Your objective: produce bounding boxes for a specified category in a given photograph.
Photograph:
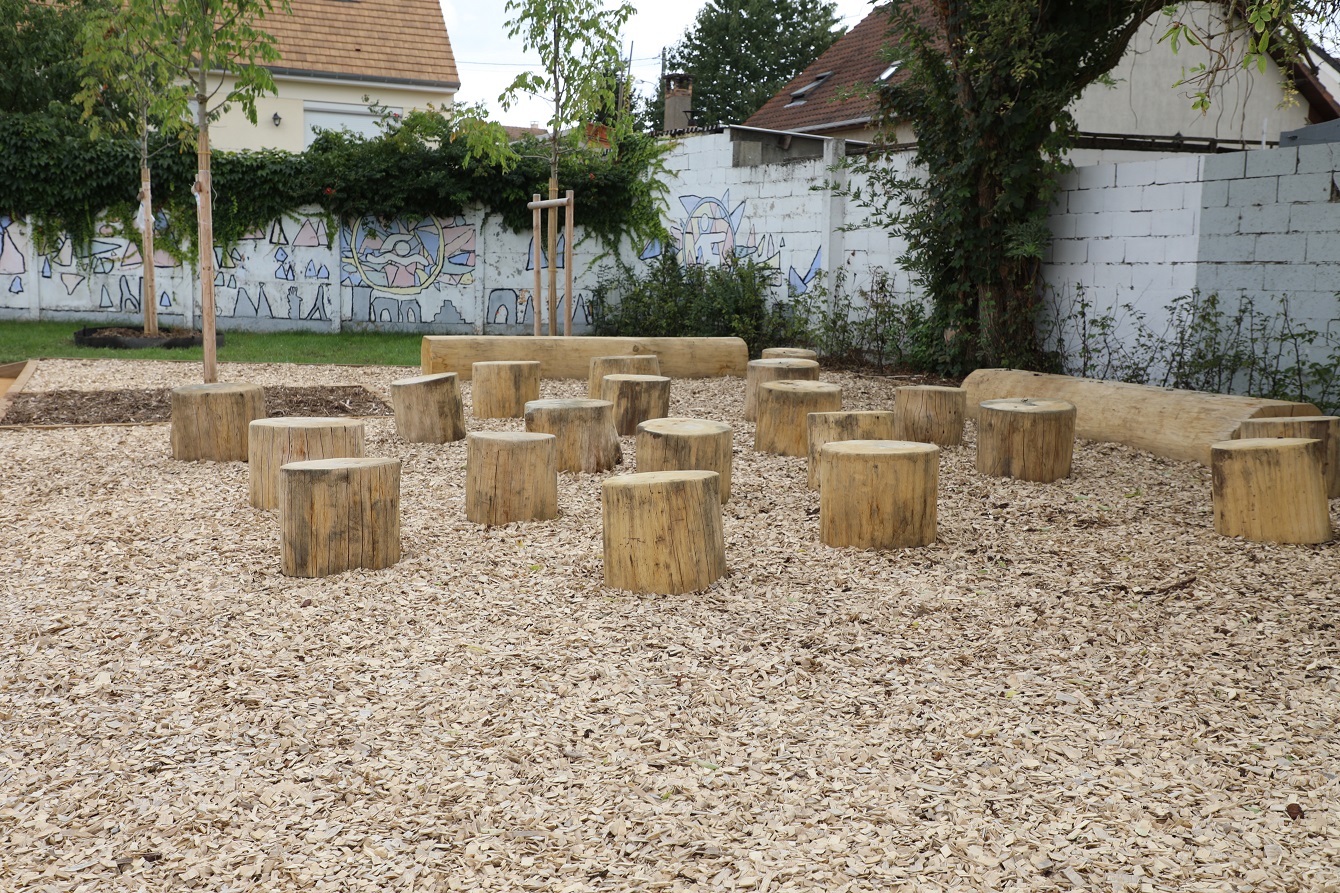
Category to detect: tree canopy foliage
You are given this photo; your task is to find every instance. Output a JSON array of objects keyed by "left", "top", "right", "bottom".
[
  {"left": 665, "top": 0, "right": 844, "bottom": 127},
  {"left": 0, "top": 0, "right": 129, "bottom": 121}
]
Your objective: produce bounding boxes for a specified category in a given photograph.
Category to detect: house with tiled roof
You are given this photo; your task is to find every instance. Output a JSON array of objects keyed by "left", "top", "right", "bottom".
[
  {"left": 746, "top": 3, "right": 1339, "bottom": 156},
  {"left": 211, "top": 0, "right": 459, "bottom": 152}
]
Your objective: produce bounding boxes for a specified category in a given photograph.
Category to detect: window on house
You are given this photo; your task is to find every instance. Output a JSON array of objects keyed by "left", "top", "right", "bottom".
[
  {"left": 878, "top": 63, "right": 899, "bottom": 81},
  {"left": 783, "top": 71, "right": 832, "bottom": 108}
]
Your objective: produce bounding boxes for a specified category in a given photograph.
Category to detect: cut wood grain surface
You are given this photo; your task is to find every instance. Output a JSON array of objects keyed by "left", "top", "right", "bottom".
[
  {"left": 249, "top": 416, "right": 366, "bottom": 510},
  {"left": 169, "top": 382, "right": 265, "bottom": 461}
]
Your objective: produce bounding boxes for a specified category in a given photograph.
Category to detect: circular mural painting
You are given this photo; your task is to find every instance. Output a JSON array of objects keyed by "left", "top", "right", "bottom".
[{"left": 349, "top": 217, "right": 445, "bottom": 295}]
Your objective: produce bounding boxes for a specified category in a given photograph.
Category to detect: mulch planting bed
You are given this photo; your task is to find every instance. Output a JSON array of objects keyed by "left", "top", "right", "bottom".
[
  {"left": 2, "top": 385, "right": 390, "bottom": 426},
  {"left": 0, "top": 358, "right": 1336, "bottom": 892}
]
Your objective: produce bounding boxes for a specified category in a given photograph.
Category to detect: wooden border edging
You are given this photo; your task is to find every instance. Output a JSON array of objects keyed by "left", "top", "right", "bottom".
[
  {"left": 962, "top": 368, "right": 1320, "bottom": 465},
  {"left": 0, "top": 360, "right": 39, "bottom": 424},
  {"left": 421, "top": 336, "right": 749, "bottom": 380}
]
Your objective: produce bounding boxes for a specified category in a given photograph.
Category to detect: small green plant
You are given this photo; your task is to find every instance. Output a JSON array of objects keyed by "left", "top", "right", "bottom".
[{"left": 788, "top": 267, "right": 938, "bottom": 372}]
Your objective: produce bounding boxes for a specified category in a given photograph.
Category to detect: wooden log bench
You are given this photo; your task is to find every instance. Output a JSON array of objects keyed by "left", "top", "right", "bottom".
[
  {"left": 171, "top": 382, "right": 266, "bottom": 462},
  {"left": 1211, "top": 438, "right": 1332, "bottom": 543},
  {"left": 807, "top": 410, "right": 896, "bottom": 489},
  {"left": 820, "top": 440, "right": 939, "bottom": 549},
  {"left": 636, "top": 418, "right": 734, "bottom": 502},
  {"left": 391, "top": 372, "right": 465, "bottom": 443},
  {"left": 249, "top": 417, "right": 366, "bottom": 510},
  {"left": 465, "top": 432, "right": 557, "bottom": 525},
  {"left": 279, "top": 457, "right": 401, "bottom": 577},
  {"left": 602, "top": 470, "right": 726, "bottom": 594},
  {"left": 422, "top": 336, "right": 748, "bottom": 380},
  {"left": 963, "top": 368, "right": 1320, "bottom": 465},
  {"left": 524, "top": 398, "right": 622, "bottom": 473}
]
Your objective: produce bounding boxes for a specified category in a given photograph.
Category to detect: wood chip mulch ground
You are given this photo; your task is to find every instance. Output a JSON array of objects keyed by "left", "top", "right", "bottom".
[{"left": 0, "top": 358, "right": 1337, "bottom": 892}]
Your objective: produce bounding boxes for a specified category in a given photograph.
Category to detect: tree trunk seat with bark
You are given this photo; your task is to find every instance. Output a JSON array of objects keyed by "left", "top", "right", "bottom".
[
  {"left": 743, "top": 358, "right": 820, "bottom": 421},
  {"left": 1235, "top": 415, "right": 1340, "bottom": 498},
  {"left": 588, "top": 355, "right": 661, "bottom": 398},
  {"left": 249, "top": 417, "right": 366, "bottom": 510},
  {"left": 894, "top": 384, "right": 967, "bottom": 447},
  {"left": 279, "top": 457, "right": 401, "bottom": 577},
  {"left": 602, "top": 470, "right": 726, "bottom": 594},
  {"left": 423, "top": 336, "right": 747, "bottom": 379},
  {"left": 600, "top": 374, "right": 672, "bottom": 436}
]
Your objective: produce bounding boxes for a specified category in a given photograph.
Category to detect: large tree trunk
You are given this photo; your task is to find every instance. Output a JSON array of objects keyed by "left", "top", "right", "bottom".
[{"left": 196, "top": 67, "right": 218, "bottom": 383}]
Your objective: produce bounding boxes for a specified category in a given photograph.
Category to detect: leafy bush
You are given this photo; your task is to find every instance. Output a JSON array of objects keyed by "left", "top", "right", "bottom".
[{"left": 789, "top": 268, "right": 939, "bottom": 373}]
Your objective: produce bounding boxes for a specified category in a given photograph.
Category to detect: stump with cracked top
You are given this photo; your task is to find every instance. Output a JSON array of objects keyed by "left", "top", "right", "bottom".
[
  {"left": 391, "top": 372, "right": 465, "bottom": 443},
  {"left": 976, "top": 398, "right": 1076, "bottom": 483},
  {"left": 761, "top": 347, "right": 818, "bottom": 361},
  {"left": 743, "top": 358, "right": 820, "bottom": 421},
  {"left": 1211, "top": 437, "right": 1332, "bottom": 543},
  {"left": 524, "top": 399, "right": 622, "bottom": 473},
  {"left": 755, "top": 380, "right": 842, "bottom": 457},
  {"left": 820, "top": 440, "right": 939, "bottom": 549},
  {"left": 171, "top": 382, "right": 265, "bottom": 461},
  {"left": 472, "top": 361, "right": 541, "bottom": 419},
  {"left": 602, "top": 470, "right": 725, "bottom": 594},
  {"left": 279, "top": 457, "right": 401, "bottom": 577},
  {"left": 465, "top": 431, "right": 558, "bottom": 525},
  {"left": 1235, "top": 415, "right": 1340, "bottom": 498},
  {"left": 635, "top": 418, "right": 734, "bottom": 502},
  {"left": 600, "top": 373, "right": 671, "bottom": 435},
  {"left": 249, "top": 417, "right": 365, "bottom": 510},
  {"left": 588, "top": 354, "right": 661, "bottom": 398},
  {"left": 806, "top": 410, "right": 896, "bottom": 489},
  {"left": 894, "top": 385, "right": 967, "bottom": 447}
]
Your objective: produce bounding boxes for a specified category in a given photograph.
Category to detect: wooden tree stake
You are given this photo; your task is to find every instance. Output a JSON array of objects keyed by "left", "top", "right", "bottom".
[
  {"left": 588, "top": 354, "right": 661, "bottom": 398},
  {"left": 976, "top": 398, "right": 1076, "bottom": 483},
  {"left": 755, "top": 380, "right": 842, "bottom": 457},
  {"left": 602, "top": 470, "right": 726, "bottom": 594},
  {"left": 636, "top": 418, "right": 734, "bottom": 502},
  {"left": 1211, "top": 437, "right": 1332, "bottom": 543},
  {"left": 280, "top": 457, "right": 401, "bottom": 577},
  {"left": 170, "top": 382, "right": 265, "bottom": 462},
  {"left": 472, "top": 360, "right": 541, "bottom": 419},
  {"left": 895, "top": 385, "right": 967, "bottom": 446},
  {"left": 820, "top": 440, "right": 939, "bottom": 549},
  {"left": 466, "top": 432, "right": 558, "bottom": 525},
  {"left": 524, "top": 398, "right": 622, "bottom": 473},
  {"left": 249, "top": 417, "right": 365, "bottom": 510},
  {"left": 600, "top": 373, "right": 672, "bottom": 435},
  {"left": 391, "top": 372, "right": 466, "bottom": 443},
  {"left": 807, "top": 410, "right": 896, "bottom": 489},
  {"left": 744, "top": 358, "right": 820, "bottom": 421},
  {"left": 1236, "top": 415, "right": 1340, "bottom": 498}
]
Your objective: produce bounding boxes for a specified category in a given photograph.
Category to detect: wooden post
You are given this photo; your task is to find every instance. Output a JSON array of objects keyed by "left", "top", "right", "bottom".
[
  {"left": 196, "top": 126, "right": 217, "bottom": 383},
  {"left": 602, "top": 470, "right": 726, "bottom": 594},
  {"left": 588, "top": 354, "right": 661, "bottom": 398},
  {"left": 471, "top": 360, "right": 541, "bottom": 419},
  {"left": 391, "top": 372, "right": 466, "bottom": 443},
  {"left": 170, "top": 382, "right": 265, "bottom": 461},
  {"left": 1235, "top": 415, "right": 1340, "bottom": 498},
  {"left": 976, "top": 398, "right": 1076, "bottom": 483},
  {"left": 532, "top": 193, "right": 542, "bottom": 336},
  {"left": 820, "top": 440, "right": 939, "bottom": 549},
  {"left": 744, "top": 358, "right": 820, "bottom": 421},
  {"left": 761, "top": 348, "right": 817, "bottom": 361},
  {"left": 139, "top": 167, "right": 158, "bottom": 337},
  {"left": 564, "top": 189, "right": 574, "bottom": 336},
  {"left": 248, "top": 417, "right": 365, "bottom": 510},
  {"left": 1211, "top": 438, "right": 1332, "bottom": 543},
  {"left": 466, "top": 432, "right": 558, "bottom": 525},
  {"left": 636, "top": 418, "right": 734, "bottom": 502},
  {"left": 755, "top": 380, "right": 842, "bottom": 456},
  {"left": 548, "top": 179, "right": 559, "bottom": 335},
  {"left": 524, "top": 398, "right": 622, "bottom": 473},
  {"left": 600, "top": 373, "right": 672, "bottom": 435},
  {"left": 894, "top": 385, "right": 968, "bottom": 447},
  {"left": 279, "top": 457, "right": 401, "bottom": 577},
  {"left": 807, "top": 410, "right": 895, "bottom": 489}
]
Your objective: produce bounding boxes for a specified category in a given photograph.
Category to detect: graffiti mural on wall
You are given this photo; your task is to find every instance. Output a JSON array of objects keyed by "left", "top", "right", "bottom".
[
  {"left": 340, "top": 215, "right": 475, "bottom": 330},
  {"left": 647, "top": 191, "right": 824, "bottom": 295},
  {"left": 215, "top": 214, "right": 336, "bottom": 325},
  {"left": 484, "top": 287, "right": 593, "bottom": 331},
  {"left": 0, "top": 216, "right": 28, "bottom": 306}
]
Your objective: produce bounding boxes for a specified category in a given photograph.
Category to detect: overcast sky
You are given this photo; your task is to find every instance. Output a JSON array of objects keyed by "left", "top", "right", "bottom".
[{"left": 440, "top": 0, "right": 879, "bottom": 128}]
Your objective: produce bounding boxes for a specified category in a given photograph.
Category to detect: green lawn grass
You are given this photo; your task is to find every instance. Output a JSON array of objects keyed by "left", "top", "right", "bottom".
[{"left": 0, "top": 321, "right": 424, "bottom": 367}]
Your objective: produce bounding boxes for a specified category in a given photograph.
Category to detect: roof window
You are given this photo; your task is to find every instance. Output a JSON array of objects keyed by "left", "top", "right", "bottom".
[
  {"left": 784, "top": 71, "right": 832, "bottom": 107},
  {"left": 878, "top": 63, "right": 899, "bottom": 81}
]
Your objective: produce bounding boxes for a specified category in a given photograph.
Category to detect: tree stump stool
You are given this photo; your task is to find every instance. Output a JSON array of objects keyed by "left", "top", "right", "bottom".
[
  {"left": 524, "top": 398, "right": 622, "bottom": 473},
  {"left": 1211, "top": 437, "right": 1332, "bottom": 543},
  {"left": 588, "top": 354, "right": 661, "bottom": 398},
  {"left": 807, "top": 410, "right": 896, "bottom": 489},
  {"left": 743, "top": 358, "right": 820, "bottom": 421},
  {"left": 755, "top": 380, "right": 842, "bottom": 457},
  {"left": 895, "top": 384, "right": 967, "bottom": 447},
  {"left": 249, "top": 417, "right": 366, "bottom": 510},
  {"left": 761, "top": 347, "right": 818, "bottom": 361},
  {"left": 279, "top": 457, "right": 401, "bottom": 577},
  {"left": 391, "top": 372, "right": 465, "bottom": 443},
  {"left": 976, "top": 398, "right": 1076, "bottom": 483},
  {"left": 602, "top": 470, "right": 726, "bottom": 594},
  {"left": 820, "top": 440, "right": 939, "bottom": 549},
  {"left": 1236, "top": 415, "right": 1340, "bottom": 498},
  {"left": 465, "top": 432, "right": 558, "bottom": 525},
  {"left": 635, "top": 418, "right": 734, "bottom": 502},
  {"left": 170, "top": 382, "right": 266, "bottom": 461},
  {"left": 600, "top": 374, "right": 671, "bottom": 435},
  {"left": 472, "top": 360, "right": 541, "bottom": 419}
]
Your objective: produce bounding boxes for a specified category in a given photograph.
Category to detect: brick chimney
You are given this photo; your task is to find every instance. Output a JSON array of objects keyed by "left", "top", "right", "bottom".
[{"left": 663, "top": 73, "right": 694, "bottom": 132}]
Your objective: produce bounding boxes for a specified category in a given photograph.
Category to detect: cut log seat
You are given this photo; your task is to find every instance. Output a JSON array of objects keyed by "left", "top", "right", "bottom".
[
  {"left": 422, "top": 335, "right": 748, "bottom": 380},
  {"left": 962, "top": 368, "right": 1319, "bottom": 465}
]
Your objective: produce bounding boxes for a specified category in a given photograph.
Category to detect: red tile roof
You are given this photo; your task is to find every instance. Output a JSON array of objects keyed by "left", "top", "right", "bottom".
[
  {"left": 262, "top": 0, "right": 459, "bottom": 89},
  {"left": 745, "top": 6, "right": 896, "bottom": 133}
]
